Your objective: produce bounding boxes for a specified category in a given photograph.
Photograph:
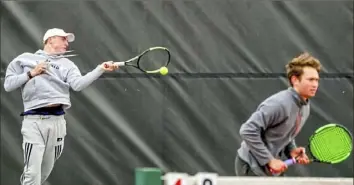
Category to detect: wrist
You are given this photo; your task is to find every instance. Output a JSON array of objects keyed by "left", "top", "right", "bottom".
[
  {"left": 267, "top": 157, "right": 275, "bottom": 165},
  {"left": 27, "top": 71, "right": 33, "bottom": 79},
  {"left": 97, "top": 64, "right": 106, "bottom": 72}
]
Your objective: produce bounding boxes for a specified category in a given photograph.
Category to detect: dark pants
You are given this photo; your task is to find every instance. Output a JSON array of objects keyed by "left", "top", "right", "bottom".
[
  {"left": 235, "top": 154, "right": 258, "bottom": 176},
  {"left": 235, "top": 154, "right": 286, "bottom": 177}
]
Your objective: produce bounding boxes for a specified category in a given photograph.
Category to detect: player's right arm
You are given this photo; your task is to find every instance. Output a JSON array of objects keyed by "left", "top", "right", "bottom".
[
  {"left": 4, "top": 59, "right": 46, "bottom": 92},
  {"left": 65, "top": 61, "right": 117, "bottom": 92},
  {"left": 239, "top": 100, "right": 287, "bottom": 170}
]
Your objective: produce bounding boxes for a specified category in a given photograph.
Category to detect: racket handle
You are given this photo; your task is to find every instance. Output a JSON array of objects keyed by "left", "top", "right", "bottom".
[
  {"left": 269, "top": 158, "right": 296, "bottom": 175},
  {"left": 114, "top": 62, "right": 125, "bottom": 66},
  {"left": 103, "top": 62, "right": 125, "bottom": 68},
  {"left": 284, "top": 158, "right": 297, "bottom": 166}
]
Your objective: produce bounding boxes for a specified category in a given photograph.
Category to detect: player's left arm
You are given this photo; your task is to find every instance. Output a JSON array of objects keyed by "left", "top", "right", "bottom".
[{"left": 3, "top": 56, "right": 29, "bottom": 92}]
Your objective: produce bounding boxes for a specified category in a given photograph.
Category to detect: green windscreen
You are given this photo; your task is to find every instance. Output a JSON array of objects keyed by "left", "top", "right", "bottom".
[{"left": 309, "top": 125, "right": 353, "bottom": 163}]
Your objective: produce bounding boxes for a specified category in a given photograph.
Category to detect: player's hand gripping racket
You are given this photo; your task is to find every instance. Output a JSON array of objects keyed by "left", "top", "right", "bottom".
[
  {"left": 272, "top": 123, "right": 353, "bottom": 175},
  {"left": 104, "top": 46, "right": 171, "bottom": 74}
]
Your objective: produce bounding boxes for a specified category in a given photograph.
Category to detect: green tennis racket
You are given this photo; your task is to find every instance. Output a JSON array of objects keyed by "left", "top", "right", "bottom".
[{"left": 284, "top": 123, "right": 352, "bottom": 166}]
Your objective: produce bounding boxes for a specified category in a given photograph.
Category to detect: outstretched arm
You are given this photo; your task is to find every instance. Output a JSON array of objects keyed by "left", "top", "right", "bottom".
[
  {"left": 66, "top": 64, "right": 105, "bottom": 91},
  {"left": 66, "top": 61, "right": 118, "bottom": 91}
]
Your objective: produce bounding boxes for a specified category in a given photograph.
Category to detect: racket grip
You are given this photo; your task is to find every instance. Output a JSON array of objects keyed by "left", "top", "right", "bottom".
[
  {"left": 103, "top": 62, "right": 125, "bottom": 68},
  {"left": 114, "top": 62, "right": 125, "bottom": 66},
  {"left": 284, "top": 158, "right": 297, "bottom": 166},
  {"left": 269, "top": 158, "right": 296, "bottom": 175}
]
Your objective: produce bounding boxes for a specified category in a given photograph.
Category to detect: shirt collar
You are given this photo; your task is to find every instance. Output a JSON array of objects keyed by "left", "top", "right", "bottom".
[
  {"left": 35, "top": 49, "right": 47, "bottom": 55},
  {"left": 288, "top": 87, "right": 308, "bottom": 107}
]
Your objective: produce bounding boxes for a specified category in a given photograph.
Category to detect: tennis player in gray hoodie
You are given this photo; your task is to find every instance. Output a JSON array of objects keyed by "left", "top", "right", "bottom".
[
  {"left": 4, "top": 28, "right": 119, "bottom": 185},
  {"left": 235, "top": 52, "right": 322, "bottom": 176}
]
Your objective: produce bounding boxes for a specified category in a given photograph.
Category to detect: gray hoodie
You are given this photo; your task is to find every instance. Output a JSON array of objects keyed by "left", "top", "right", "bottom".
[
  {"left": 4, "top": 50, "right": 105, "bottom": 112},
  {"left": 237, "top": 87, "right": 310, "bottom": 176}
]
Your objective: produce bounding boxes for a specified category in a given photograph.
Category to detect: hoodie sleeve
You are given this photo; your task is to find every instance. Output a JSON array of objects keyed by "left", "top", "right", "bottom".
[
  {"left": 239, "top": 100, "right": 287, "bottom": 166},
  {"left": 284, "top": 140, "right": 297, "bottom": 158},
  {"left": 4, "top": 58, "right": 29, "bottom": 92},
  {"left": 66, "top": 64, "right": 105, "bottom": 91}
]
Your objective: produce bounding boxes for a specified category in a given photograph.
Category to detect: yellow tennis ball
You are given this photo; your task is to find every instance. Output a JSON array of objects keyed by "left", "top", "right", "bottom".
[{"left": 160, "top": 67, "right": 168, "bottom": 75}]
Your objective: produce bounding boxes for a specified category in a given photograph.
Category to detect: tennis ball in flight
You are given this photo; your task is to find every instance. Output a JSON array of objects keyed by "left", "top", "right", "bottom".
[{"left": 160, "top": 67, "right": 168, "bottom": 75}]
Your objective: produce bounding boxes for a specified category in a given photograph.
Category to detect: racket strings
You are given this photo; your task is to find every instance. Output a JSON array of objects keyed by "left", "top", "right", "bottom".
[
  {"left": 310, "top": 127, "right": 352, "bottom": 162},
  {"left": 138, "top": 49, "right": 170, "bottom": 72}
]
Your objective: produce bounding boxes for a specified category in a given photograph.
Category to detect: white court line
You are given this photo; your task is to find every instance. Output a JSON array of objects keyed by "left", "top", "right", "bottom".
[{"left": 162, "top": 176, "right": 353, "bottom": 185}]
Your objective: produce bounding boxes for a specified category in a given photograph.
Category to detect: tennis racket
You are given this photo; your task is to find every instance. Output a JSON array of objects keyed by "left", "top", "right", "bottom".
[
  {"left": 23, "top": 50, "right": 78, "bottom": 68},
  {"left": 105, "top": 46, "right": 171, "bottom": 74},
  {"left": 28, "top": 50, "right": 78, "bottom": 75},
  {"left": 272, "top": 123, "right": 352, "bottom": 175},
  {"left": 47, "top": 50, "right": 78, "bottom": 59}
]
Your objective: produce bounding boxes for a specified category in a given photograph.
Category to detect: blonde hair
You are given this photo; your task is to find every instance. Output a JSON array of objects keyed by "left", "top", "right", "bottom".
[{"left": 285, "top": 52, "right": 322, "bottom": 86}]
